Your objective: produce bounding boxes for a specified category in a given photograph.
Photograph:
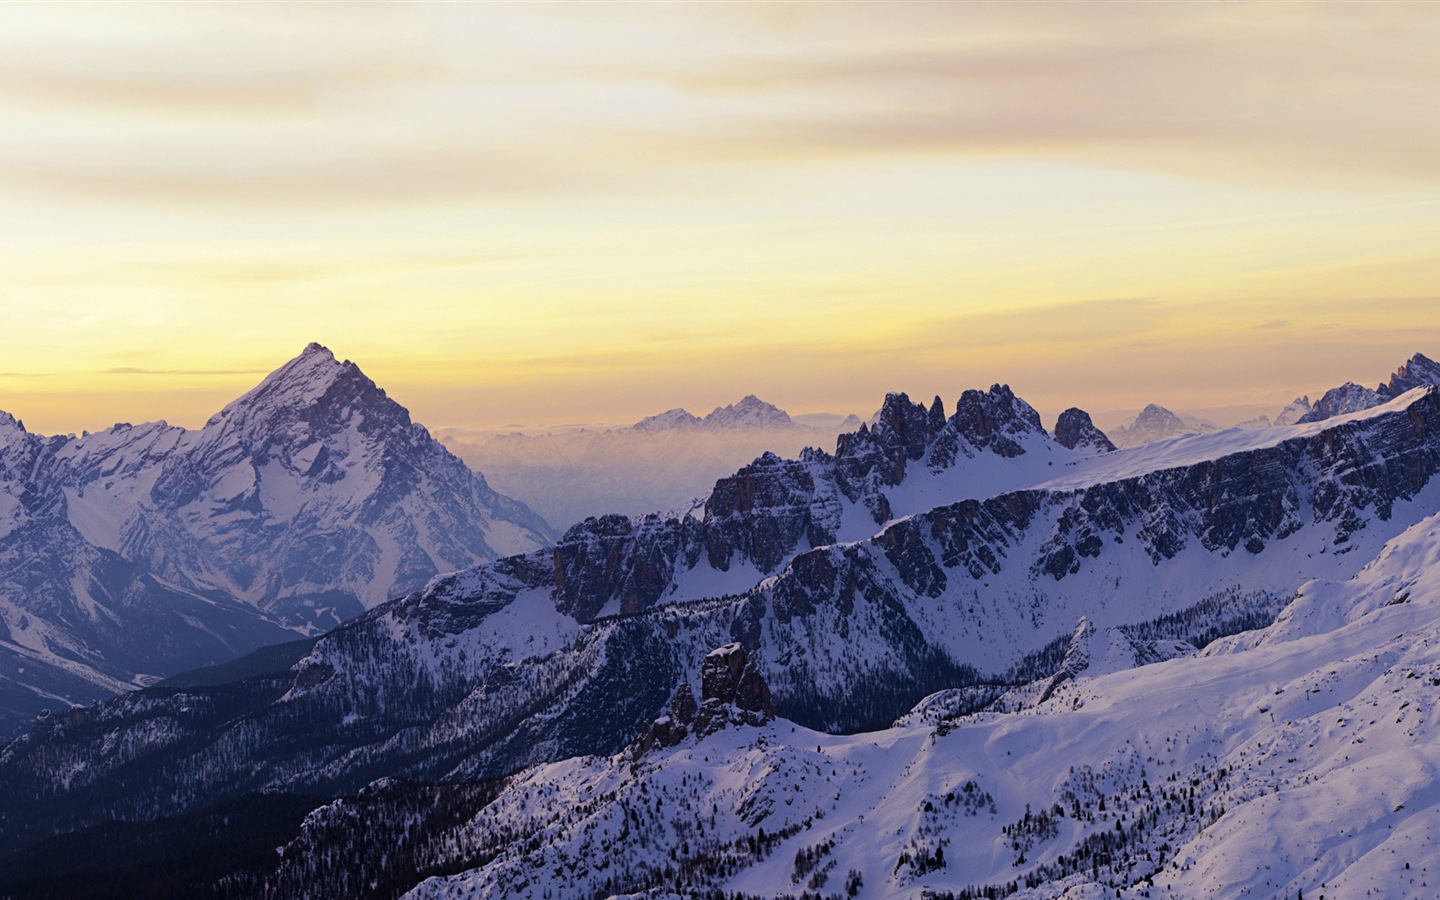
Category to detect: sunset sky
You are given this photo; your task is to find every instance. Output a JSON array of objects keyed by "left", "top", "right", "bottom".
[{"left": 2, "top": 2, "right": 1439, "bottom": 435}]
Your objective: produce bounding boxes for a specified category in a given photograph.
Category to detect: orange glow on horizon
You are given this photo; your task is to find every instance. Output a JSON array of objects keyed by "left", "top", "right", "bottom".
[{"left": 1, "top": 3, "right": 1438, "bottom": 436}]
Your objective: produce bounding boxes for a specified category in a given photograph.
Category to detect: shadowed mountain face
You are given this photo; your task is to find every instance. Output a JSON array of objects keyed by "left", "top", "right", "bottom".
[{"left": 0, "top": 344, "right": 553, "bottom": 737}]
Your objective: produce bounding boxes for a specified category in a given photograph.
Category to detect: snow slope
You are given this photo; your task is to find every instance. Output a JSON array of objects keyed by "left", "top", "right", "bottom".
[{"left": 409, "top": 505, "right": 1440, "bottom": 899}]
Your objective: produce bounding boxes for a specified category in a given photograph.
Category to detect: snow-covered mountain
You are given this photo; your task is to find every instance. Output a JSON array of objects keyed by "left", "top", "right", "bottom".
[
  {"left": 1298, "top": 381, "right": 1383, "bottom": 424},
  {"left": 1298, "top": 351, "right": 1440, "bottom": 426},
  {"left": 1272, "top": 395, "right": 1312, "bottom": 427},
  {"left": 1108, "top": 404, "right": 1217, "bottom": 448},
  {"left": 632, "top": 395, "right": 799, "bottom": 432},
  {"left": 10, "top": 382, "right": 1440, "bottom": 866},
  {"left": 396, "top": 505, "right": 1440, "bottom": 899},
  {"left": 0, "top": 343, "right": 553, "bottom": 736}
]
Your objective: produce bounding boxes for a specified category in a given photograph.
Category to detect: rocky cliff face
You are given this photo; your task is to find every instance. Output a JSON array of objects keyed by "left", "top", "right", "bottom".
[
  {"left": 540, "top": 384, "right": 1096, "bottom": 622},
  {"left": 636, "top": 642, "right": 775, "bottom": 752}
]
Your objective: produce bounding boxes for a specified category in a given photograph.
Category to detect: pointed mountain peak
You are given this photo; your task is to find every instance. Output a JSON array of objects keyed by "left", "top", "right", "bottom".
[
  {"left": 1053, "top": 407, "right": 1116, "bottom": 453},
  {"left": 953, "top": 384, "right": 1044, "bottom": 438},
  {"left": 1274, "top": 395, "right": 1313, "bottom": 427},
  {"left": 703, "top": 395, "right": 794, "bottom": 429},
  {"left": 1382, "top": 351, "right": 1440, "bottom": 398},
  {"left": 632, "top": 407, "right": 703, "bottom": 430},
  {"left": 203, "top": 344, "right": 399, "bottom": 435},
  {"left": 0, "top": 409, "right": 29, "bottom": 448},
  {"left": 1110, "top": 403, "right": 1208, "bottom": 448},
  {"left": 1297, "top": 381, "right": 1383, "bottom": 425},
  {"left": 869, "top": 392, "right": 922, "bottom": 432},
  {"left": 253, "top": 343, "right": 360, "bottom": 399}
]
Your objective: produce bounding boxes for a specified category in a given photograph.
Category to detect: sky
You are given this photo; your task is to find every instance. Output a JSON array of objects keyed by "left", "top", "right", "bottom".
[{"left": 2, "top": 2, "right": 1439, "bottom": 435}]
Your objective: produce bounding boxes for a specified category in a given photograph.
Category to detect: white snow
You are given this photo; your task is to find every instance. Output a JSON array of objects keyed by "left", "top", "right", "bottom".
[{"left": 405, "top": 506, "right": 1440, "bottom": 898}]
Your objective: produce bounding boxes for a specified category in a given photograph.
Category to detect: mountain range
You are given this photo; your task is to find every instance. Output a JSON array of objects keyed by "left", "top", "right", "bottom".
[
  {"left": 1106, "top": 352, "right": 1440, "bottom": 450},
  {"left": 5, "top": 351, "right": 1440, "bottom": 897},
  {"left": 0, "top": 343, "right": 553, "bottom": 737},
  {"left": 633, "top": 395, "right": 825, "bottom": 431},
  {"left": 443, "top": 397, "right": 861, "bottom": 527}
]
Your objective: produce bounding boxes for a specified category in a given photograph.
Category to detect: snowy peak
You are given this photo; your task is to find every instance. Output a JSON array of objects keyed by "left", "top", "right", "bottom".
[
  {"left": 0, "top": 412, "right": 32, "bottom": 457},
  {"left": 1297, "top": 380, "right": 1383, "bottom": 424},
  {"left": 1382, "top": 351, "right": 1440, "bottom": 398},
  {"left": 702, "top": 394, "right": 795, "bottom": 429},
  {"left": 629, "top": 395, "right": 796, "bottom": 431},
  {"left": 0, "top": 342, "right": 554, "bottom": 734},
  {"left": 203, "top": 342, "right": 399, "bottom": 437},
  {"left": 631, "top": 407, "right": 703, "bottom": 431},
  {"left": 1273, "top": 395, "right": 1312, "bottom": 427},
  {"left": 0, "top": 410, "right": 25, "bottom": 435},
  {"left": 1110, "top": 403, "right": 1215, "bottom": 448}
]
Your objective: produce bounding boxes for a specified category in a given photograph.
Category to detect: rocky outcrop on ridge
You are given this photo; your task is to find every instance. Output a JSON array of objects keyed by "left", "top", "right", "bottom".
[
  {"left": 636, "top": 642, "right": 775, "bottom": 753},
  {"left": 1296, "top": 352, "right": 1440, "bottom": 425},
  {"left": 1053, "top": 408, "right": 1117, "bottom": 453}
]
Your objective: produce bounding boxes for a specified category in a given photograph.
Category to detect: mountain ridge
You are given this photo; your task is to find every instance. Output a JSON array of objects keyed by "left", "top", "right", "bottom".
[{"left": 7, "top": 384, "right": 1440, "bottom": 865}]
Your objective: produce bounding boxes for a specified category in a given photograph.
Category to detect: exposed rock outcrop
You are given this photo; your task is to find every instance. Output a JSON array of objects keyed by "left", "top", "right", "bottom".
[
  {"left": 1053, "top": 408, "right": 1117, "bottom": 453},
  {"left": 1382, "top": 352, "right": 1440, "bottom": 398},
  {"left": 635, "top": 643, "right": 775, "bottom": 753}
]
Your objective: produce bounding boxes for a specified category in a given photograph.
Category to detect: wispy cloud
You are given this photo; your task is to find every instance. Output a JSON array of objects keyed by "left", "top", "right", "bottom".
[
  {"left": 4, "top": 3, "right": 1439, "bottom": 214},
  {"left": 103, "top": 367, "right": 268, "bottom": 376}
]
